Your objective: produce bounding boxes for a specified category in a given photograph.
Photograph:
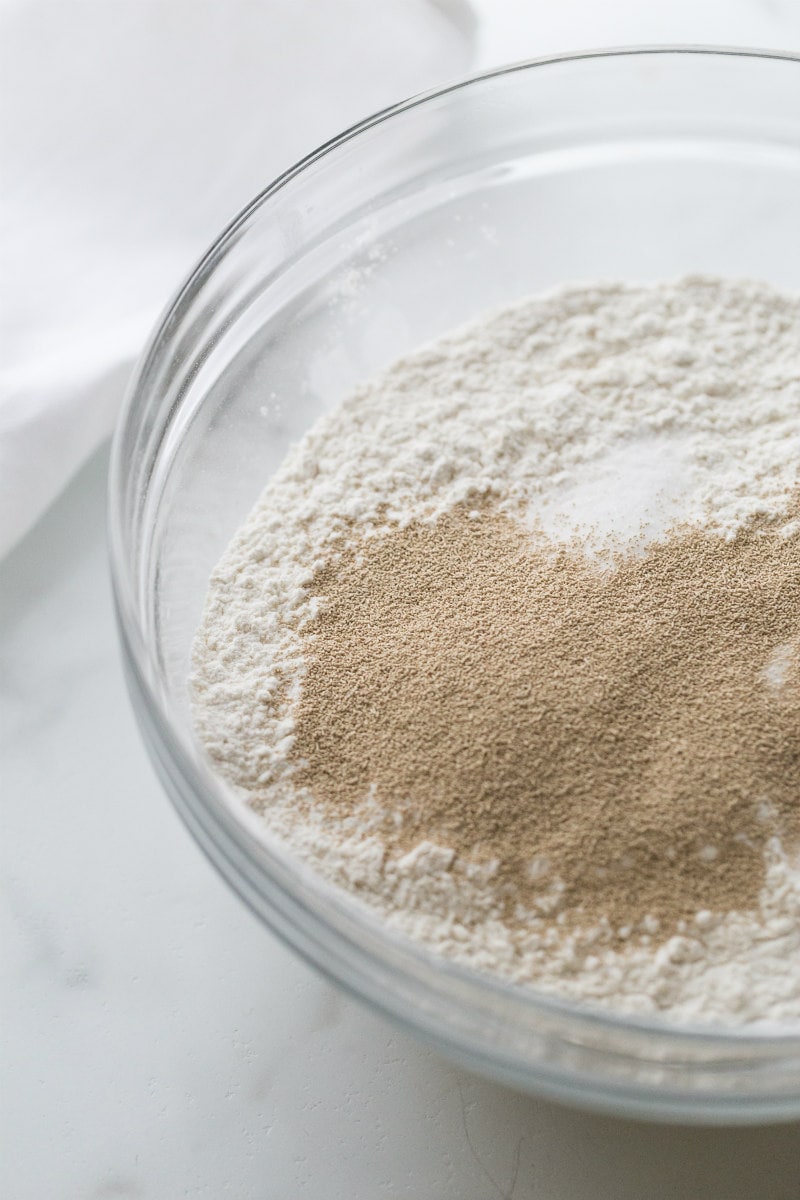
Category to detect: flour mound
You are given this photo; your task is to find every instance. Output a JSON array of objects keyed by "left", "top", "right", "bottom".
[{"left": 191, "top": 276, "right": 800, "bottom": 1025}]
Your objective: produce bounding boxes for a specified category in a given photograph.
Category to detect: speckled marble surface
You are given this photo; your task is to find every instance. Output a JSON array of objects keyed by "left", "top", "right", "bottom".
[
  {"left": 7, "top": 4, "right": 800, "bottom": 1197},
  {"left": 5, "top": 448, "right": 800, "bottom": 1199}
]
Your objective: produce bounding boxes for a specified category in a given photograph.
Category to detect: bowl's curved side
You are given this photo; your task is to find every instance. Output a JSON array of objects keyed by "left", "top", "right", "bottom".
[{"left": 109, "top": 46, "right": 800, "bottom": 1122}]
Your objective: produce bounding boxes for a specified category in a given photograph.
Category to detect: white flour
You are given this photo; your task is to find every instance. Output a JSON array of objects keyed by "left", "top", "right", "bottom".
[{"left": 192, "top": 276, "right": 800, "bottom": 1024}]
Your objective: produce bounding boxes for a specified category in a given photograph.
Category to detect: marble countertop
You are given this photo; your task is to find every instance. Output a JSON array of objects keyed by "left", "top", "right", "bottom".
[
  {"left": 6, "top": 448, "right": 800, "bottom": 1198},
  {"left": 7, "top": 450, "right": 800, "bottom": 1199},
  {"left": 7, "top": 4, "right": 800, "bottom": 1198}
]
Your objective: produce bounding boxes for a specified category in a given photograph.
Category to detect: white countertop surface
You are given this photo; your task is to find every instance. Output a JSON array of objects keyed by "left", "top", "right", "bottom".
[
  {"left": 7, "top": 449, "right": 800, "bottom": 1199},
  {"left": 6, "top": 447, "right": 800, "bottom": 1198},
  {"left": 7, "top": 4, "right": 800, "bottom": 1198}
]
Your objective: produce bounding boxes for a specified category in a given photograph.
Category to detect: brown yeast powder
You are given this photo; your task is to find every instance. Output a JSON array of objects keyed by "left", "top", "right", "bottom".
[{"left": 290, "top": 503, "right": 800, "bottom": 935}]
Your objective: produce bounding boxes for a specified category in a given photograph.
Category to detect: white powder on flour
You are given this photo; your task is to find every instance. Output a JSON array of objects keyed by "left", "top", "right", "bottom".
[{"left": 192, "top": 276, "right": 800, "bottom": 1024}]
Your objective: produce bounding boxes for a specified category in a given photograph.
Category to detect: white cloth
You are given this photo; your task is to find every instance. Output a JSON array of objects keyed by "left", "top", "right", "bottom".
[{"left": 0, "top": 0, "right": 473, "bottom": 559}]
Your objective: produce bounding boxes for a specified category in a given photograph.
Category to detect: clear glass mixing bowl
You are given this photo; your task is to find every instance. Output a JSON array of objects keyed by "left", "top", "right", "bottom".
[{"left": 109, "top": 47, "right": 800, "bottom": 1123}]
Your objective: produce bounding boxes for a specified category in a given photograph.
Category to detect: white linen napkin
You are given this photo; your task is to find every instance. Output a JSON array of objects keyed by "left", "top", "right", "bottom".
[{"left": 0, "top": 0, "right": 473, "bottom": 559}]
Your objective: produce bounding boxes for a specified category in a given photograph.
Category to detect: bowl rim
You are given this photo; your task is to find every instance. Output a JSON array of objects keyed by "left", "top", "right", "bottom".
[{"left": 108, "top": 44, "right": 800, "bottom": 1097}]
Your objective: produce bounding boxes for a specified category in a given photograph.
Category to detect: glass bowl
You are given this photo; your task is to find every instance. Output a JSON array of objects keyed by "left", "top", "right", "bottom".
[{"left": 109, "top": 47, "right": 800, "bottom": 1123}]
